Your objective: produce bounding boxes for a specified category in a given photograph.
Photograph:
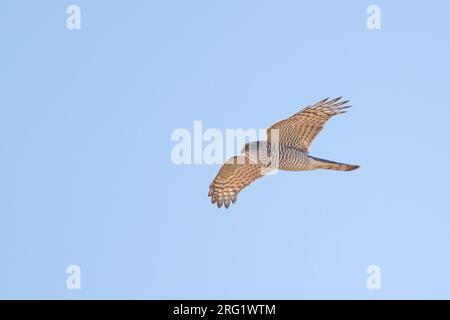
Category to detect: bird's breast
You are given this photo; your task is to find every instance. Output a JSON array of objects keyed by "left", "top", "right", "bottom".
[{"left": 275, "top": 147, "right": 311, "bottom": 171}]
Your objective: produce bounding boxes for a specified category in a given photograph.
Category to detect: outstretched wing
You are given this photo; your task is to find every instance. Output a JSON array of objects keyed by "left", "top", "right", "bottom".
[
  {"left": 208, "top": 155, "right": 270, "bottom": 208},
  {"left": 267, "top": 97, "right": 351, "bottom": 152}
]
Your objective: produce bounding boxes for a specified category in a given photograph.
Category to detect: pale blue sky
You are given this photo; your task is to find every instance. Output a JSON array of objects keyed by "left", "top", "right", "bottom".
[{"left": 1, "top": 0, "right": 450, "bottom": 299}]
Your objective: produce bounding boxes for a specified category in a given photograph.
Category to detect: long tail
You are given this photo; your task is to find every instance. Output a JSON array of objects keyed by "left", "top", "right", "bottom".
[{"left": 310, "top": 156, "right": 359, "bottom": 171}]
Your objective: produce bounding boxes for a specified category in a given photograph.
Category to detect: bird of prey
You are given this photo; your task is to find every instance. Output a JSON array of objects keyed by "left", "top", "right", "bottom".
[{"left": 208, "top": 97, "right": 359, "bottom": 208}]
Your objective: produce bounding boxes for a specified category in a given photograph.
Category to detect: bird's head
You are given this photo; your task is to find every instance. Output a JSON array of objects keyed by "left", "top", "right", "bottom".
[
  {"left": 241, "top": 141, "right": 270, "bottom": 164},
  {"left": 241, "top": 141, "right": 260, "bottom": 155}
]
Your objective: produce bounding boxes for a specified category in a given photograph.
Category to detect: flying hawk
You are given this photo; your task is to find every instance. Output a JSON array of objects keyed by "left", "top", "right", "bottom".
[{"left": 208, "top": 97, "right": 359, "bottom": 208}]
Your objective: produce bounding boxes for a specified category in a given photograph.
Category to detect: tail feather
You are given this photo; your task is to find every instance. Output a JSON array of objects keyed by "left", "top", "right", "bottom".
[{"left": 310, "top": 156, "right": 359, "bottom": 171}]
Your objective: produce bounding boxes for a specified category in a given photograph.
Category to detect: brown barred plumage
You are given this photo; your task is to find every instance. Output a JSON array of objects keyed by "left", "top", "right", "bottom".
[{"left": 208, "top": 97, "right": 359, "bottom": 209}]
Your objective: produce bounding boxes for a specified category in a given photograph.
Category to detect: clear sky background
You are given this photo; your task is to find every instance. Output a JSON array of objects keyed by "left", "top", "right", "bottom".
[{"left": 1, "top": 0, "right": 450, "bottom": 299}]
